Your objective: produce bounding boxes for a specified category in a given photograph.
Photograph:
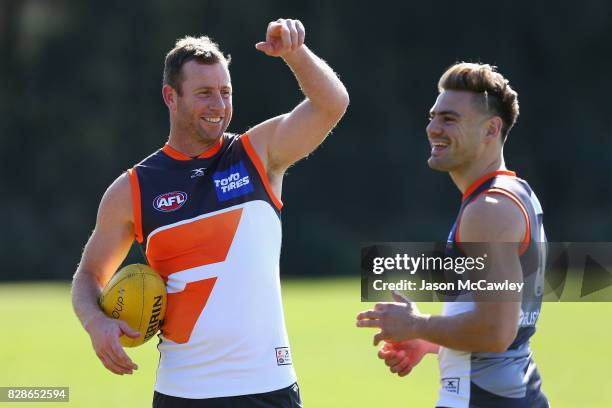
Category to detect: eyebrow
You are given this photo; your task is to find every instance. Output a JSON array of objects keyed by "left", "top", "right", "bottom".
[
  {"left": 429, "top": 110, "right": 461, "bottom": 118},
  {"left": 193, "top": 85, "right": 232, "bottom": 91}
]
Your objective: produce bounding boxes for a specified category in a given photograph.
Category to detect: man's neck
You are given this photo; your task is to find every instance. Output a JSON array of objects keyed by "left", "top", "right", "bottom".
[
  {"left": 450, "top": 156, "right": 506, "bottom": 195},
  {"left": 167, "top": 131, "right": 222, "bottom": 158}
]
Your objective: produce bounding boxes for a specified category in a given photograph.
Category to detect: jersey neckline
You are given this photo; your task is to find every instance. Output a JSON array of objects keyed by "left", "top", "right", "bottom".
[
  {"left": 162, "top": 138, "right": 224, "bottom": 161},
  {"left": 462, "top": 170, "right": 516, "bottom": 201}
]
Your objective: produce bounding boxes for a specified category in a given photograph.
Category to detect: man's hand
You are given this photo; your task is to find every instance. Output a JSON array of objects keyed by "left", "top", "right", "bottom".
[
  {"left": 378, "top": 339, "right": 436, "bottom": 377},
  {"left": 255, "top": 18, "right": 305, "bottom": 57},
  {"left": 85, "top": 314, "right": 140, "bottom": 375},
  {"left": 356, "top": 291, "right": 429, "bottom": 345}
]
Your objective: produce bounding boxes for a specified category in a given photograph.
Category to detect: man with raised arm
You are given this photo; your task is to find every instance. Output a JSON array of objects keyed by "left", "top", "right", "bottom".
[{"left": 72, "top": 18, "right": 348, "bottom": 407}]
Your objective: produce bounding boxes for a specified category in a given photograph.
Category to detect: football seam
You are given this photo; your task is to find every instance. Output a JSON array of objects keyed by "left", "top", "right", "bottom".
[
  {"left": 100, "top": 273, "right": 137, "bottom": 347},
  {"left": 101, "top": 274, "right": 137, "bottom": 306},
  {"left": 101, "top": 264, "right": 154, "bottom": 347},
  {"left": 137, "top": 264, "right": 146, "bottom": 347}
]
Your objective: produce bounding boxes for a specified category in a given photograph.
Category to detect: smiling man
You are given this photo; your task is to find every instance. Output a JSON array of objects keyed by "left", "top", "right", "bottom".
[
  {"left": 357, "top": 63, "right": 549, "bottom": 407},
  {"left": 72, "top": 18, "right": 348, "bottom": 407}
]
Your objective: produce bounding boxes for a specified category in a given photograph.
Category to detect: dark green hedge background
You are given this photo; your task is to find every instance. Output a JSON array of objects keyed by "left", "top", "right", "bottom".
[{"left": 2, "top": 0, "right": 611, "bottom": 280}]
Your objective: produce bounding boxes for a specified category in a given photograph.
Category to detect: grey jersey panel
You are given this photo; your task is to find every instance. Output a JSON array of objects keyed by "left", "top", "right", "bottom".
[
  {"left": 438, "top": 173, "right": 549, "bottom": 407},
  {"left": 469, "top": 176, "right": 546, "bottom": 399}
]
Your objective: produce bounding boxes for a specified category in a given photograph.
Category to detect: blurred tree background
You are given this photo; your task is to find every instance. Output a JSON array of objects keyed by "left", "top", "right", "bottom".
[{"left": 1, "top": 0, "right": 611, "bottom": 280}]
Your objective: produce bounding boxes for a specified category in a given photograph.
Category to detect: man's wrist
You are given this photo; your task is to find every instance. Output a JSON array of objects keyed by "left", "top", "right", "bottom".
[
  {"left": 425, "top": 339, "right": 441, "bottom": 354},
  {"left": 281, "top": 45, "right": 309, "bottom": 66},
  {"left": 413, "top": 315, "right": 442, "bottom": 354},
  {"left": 413, "top": 312, "right": 431, "bottom": 339},
  {"left": 83, "top": 311, "right": 107, "bottom": 334}
]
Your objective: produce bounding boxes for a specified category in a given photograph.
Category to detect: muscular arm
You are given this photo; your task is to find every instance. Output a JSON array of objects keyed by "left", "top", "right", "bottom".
[
  {"left": 72, "top": 173, "right": 134, "bottom": 327},
  {"left": 71, "top": 173, "right": 140, "bottom": 374},
  {"left": 357, "top": 193, "right": 526, "bottom": 353},
  {"left": 249, "top": 19, "right": 349, "bottom": 181},
  {"left": 416, "top": 194, "right": 524, "bottom": 352}
]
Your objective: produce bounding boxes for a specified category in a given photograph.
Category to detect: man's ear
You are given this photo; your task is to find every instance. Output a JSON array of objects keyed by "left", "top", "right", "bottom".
[
  {"left": 484, "top": 116, "right": 503, "bottom": 143},
  {"left": 162, "top": 84, "right": 178, "bottom": 112}
]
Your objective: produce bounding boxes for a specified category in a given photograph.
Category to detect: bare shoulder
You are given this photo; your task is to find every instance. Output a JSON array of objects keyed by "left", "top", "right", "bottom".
[
  {"left": 459, "top": 192, "right": 526, "bottom": 243},
  {"left": 97, "top": 172, "right": 134, "bottom": 227},
  {"left": 75, "top": 172, "right": 136, "bottom": 286},
  {"left": 246, "top": 115, "right": 284, "bottom": 170}
]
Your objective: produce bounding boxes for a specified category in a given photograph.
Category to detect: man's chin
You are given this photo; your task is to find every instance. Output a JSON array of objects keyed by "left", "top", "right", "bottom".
[
  {"left": 427, "top": 157, "right": 451, "bottom": 172},
  {"left": 198, "top": 129, "right": 226, "bottom": 143}
]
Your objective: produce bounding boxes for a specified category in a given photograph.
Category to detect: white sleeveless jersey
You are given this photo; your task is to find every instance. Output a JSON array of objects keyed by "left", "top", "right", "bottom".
[{"left": 128, "top": 134, "right": 297, "bottom": 398}]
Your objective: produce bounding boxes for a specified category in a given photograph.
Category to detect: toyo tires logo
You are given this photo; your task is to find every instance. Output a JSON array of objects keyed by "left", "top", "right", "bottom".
[{"left": 153, "top": 191, "right": 188, "bottom": 212}]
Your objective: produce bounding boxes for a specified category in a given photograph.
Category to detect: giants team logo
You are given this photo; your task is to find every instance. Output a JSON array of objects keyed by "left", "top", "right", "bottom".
[{"left": 153, "top": 191, "right": 188, "bottom": 212}]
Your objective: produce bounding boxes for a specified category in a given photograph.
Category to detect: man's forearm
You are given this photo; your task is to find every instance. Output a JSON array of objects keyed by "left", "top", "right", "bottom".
[
  {"left": 416, "top": 312, "right": 511, "bottom": 353},
  {"left": 282, "top": 46, "right": 349, "bottom": 115},
  {"left": 71, "top": 269, "right": 106, "bottom": 331}
]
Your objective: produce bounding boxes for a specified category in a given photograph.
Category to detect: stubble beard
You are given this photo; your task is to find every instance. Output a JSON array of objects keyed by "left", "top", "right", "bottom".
[
  {"left": 193, "top": 110, "right": 231, "bottom": 144},
  {"left": 427, "top": 154, "right": 455, "bottom": 172},
  {"left": 176, "top": 108, "right": 227, "bottom": 146},
  {"left": 427, "top": 148, "right": 470, "bottom": 173},
  {"left": 195, "top": 121, "right": 226, "bottom": 143}
]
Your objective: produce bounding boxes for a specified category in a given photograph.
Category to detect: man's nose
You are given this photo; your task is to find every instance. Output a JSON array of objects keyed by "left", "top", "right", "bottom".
[
  {"left": 208, "top": 92, "right": 225, "bottom": 111},
  {"left": 426, "top": 119, "right": 442, "bottom": 137}
]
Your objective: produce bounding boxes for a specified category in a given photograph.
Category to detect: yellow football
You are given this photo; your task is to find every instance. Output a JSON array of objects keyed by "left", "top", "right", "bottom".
[{"left": 99, "top": 264, "right": 167, "bottom": 347}]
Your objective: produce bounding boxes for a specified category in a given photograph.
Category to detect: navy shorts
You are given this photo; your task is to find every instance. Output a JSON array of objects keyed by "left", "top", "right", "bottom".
[{"left": 153, "top": 383, "right": 302, "bottom": 408}]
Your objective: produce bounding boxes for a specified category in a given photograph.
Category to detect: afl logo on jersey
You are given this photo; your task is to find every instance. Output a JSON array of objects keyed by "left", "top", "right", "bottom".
[{"left": 153, "top": 191, "right": 188, "bottom": 212}]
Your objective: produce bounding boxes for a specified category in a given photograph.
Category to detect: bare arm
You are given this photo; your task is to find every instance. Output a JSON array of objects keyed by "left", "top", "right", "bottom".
[
  {"left": 249, "top": 19, "right": 349, "bottom": 179},
  {"left": 417, "top": 194, "right": 524, "bottom": 352},
  {"left": 71, "top": 173, "right": 140, "bottom": 374},
  {"left": 357, "top": 193, "right": 525, "bottom": 353}
]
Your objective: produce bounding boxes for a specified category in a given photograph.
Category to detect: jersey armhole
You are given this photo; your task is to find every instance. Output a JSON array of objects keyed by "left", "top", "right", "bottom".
[
  {"left": 239, "top": 133, "right": 284, "bottom": 210},
  {"left": 127, "top": 168, "right": 144, "bottom": 243},
  {"left": 455, "top": 188, "right": 531, "bottom": 256}
]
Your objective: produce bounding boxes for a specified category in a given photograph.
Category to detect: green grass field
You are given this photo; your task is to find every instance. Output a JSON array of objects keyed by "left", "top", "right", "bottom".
[{"left": 1, "top": 279, "right": 610, "bottom": 407}]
